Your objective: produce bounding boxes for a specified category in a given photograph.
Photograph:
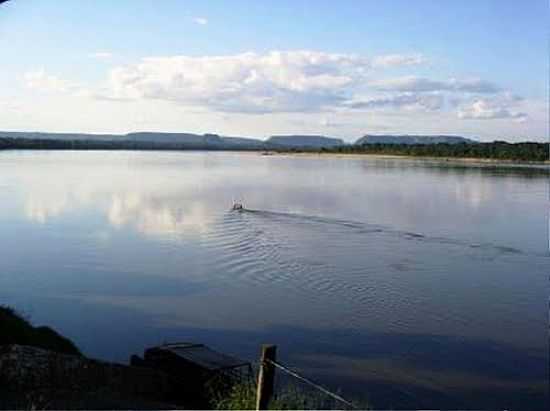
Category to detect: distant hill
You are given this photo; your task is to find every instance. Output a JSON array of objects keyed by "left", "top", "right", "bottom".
[
  {"left": 0, "top": 131, "right": 266, "bottom": 149},
  {"left": 267, "top": 135, "right": 345, "bottom": 148},
  {"left": 0, "top": 131, "right": 480, "bottom": 150},
  {"left": 126, "top": 132, "right": 224, "bottom": 145},
  {"left": 1, "top": 130, "right": 546, "bottom": 161},
  {"left": 126, "top": 132, "right": 234, "bottom": 148},
  {"left": 356, "top": 135, "right": 476, "bottom": 145}
]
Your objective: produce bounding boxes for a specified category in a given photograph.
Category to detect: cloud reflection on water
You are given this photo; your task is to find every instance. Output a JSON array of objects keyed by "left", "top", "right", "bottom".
[
  {"left": 11, "top": 152, "right": 546, "bottom": 242},
  {"left": 107, "top": 193, "right": 214, "bottom": 236}
]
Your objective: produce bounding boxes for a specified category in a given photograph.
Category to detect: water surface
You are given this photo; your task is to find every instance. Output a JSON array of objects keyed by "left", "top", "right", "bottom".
[{"left": 1, "top": 150, "right": 547, "bottom": 409}]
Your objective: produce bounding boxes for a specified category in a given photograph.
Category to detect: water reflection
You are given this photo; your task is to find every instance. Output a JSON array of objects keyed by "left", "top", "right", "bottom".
[
  {"left": 5, "top": 151, "right": 547, "bottom": 253},
  {"left": 1, "top": 150, "right": 548, "bottom": 410},
  {"left": 108, "top": 193, "right": 214, "bottom": 236},
  {"left": 26, "top": 195, "right": 71, "bottom": 223}
]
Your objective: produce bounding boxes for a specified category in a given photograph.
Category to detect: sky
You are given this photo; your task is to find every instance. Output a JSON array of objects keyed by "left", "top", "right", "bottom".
[{"left": 0, "top": 0, "right": 547, "bottom": 142}]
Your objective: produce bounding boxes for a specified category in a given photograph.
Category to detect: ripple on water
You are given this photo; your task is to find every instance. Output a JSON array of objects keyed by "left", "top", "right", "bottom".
[{"left": 197, "top": 207, "right": 540, "bottom": 330}]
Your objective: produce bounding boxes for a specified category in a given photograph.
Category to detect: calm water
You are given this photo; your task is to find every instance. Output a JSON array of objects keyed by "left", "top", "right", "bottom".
[{"left": 1, "top": 150, "right": 548, "bottom": 409}]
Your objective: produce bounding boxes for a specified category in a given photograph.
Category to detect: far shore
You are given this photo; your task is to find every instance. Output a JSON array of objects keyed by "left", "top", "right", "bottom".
[
  {"left": 260, "top": 151, "right": 550, "bottom": 168},
  {"left": 2, "top": 144, "right": 549, "bottom": 168}
]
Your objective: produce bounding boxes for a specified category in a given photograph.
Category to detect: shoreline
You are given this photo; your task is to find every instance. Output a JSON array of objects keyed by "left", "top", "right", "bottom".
[
  {"left": 261, "top": 151, "right": 550, "bottom": 168},
  {"left": 3, "top": 146, "right": 549, "bottom": 168}
]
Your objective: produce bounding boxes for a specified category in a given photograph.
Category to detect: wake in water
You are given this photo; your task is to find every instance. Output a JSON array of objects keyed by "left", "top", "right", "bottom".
[
  {"left": 241, "top": 208, "right": 385, "bottom": 233},
  {"left": 204, "top": 206, "right": 546, "bottom": 333},
  {"left": 236, "top": 207, "right": 527, "bottom": 256}
]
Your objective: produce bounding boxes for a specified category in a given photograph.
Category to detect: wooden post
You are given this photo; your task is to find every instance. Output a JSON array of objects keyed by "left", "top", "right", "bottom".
[{"left": 256, "top": 344, "right": 277, "bottom": 410}]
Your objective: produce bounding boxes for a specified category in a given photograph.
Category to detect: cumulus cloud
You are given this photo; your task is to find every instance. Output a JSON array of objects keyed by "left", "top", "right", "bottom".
[
  {"left": 95, "top": 51, "right": 433, "bottom": 113},
  {"left": 193, "top": 17, "right": 208, "bottom": 25},
  {"left": 99, "top": 51, "right": 371, "bottom": 113},
  {"left": 25, "top": 51, "right": 527, "bottom": 124},
  {"left": 371, "top": 76, "right": 500, "bottom": 94},
  {"left": 457, "top": 99, "right": 527, "bottom": 122}
]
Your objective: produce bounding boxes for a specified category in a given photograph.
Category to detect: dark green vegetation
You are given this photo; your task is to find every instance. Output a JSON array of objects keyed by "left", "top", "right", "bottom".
[
  {"left": 0, "top": 131, "right": 267, "bottom": 151},
  {"left": 0, "top": 137, "right": 263, "bottom": 152},
  {"left": 0, "top": 137, "right": 548, "bottom": 162},
  {"left": 211, "top": 382, "right": 308, "bottom": 410},
  {"left": 209, "top": 381, "right": 360, "bottom": 410},
  {"left": 0, "top": 305, "right": 81, "bottom": 355},
  {"left": 324, "top": 141, "right": 549, "bottom": 162},
  {"left": 356, "top": 134, "right": 474, "bottom": 145}
]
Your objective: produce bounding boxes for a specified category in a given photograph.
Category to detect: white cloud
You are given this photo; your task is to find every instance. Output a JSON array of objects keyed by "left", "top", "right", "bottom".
[
  {"left": 21, "top": 51, "right": 534, "bottom": 133},
  {"left": 89, "top": 51, "right": 113, "bottom": 59},
  {"left": 0, "top": 100, "right": 22, "bottom": 112},
  {"left": 95, "top": 51, "right": 433, "bottom": 113},
  {"left": 457, "top": 99, "right": 527, "bottom": 122},
  {"left": 193, "top": 17, "right": 208, "bottom": 25},
  {"left": 99, "top": 50, "right": 370, "bottom": 113},
  {"left": 371, "top": 54, "right": 425, "bottom": 68},
  {"left": 371, "top": 76, "right": 500, "bottom": 93},
  {"left": 319, "top": 117, "right": 348, "bottom": 128},
  {"left": 93, "top": 52, "right": 510, "bottom": 115}
]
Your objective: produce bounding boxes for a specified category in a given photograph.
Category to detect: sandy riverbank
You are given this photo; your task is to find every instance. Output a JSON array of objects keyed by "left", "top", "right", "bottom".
[{"left": 259, "top": 151, "right": 550, "bottom": 168}]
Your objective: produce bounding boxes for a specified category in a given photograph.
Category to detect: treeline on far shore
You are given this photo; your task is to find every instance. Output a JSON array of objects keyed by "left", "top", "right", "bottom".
[
  {"left": 0, "top": 137, "right": 258, "bottom": 152},
  {"left": 319, "top": 141, "right": 549, "bottom": 162},
  {"left": 1, "top": 137, "right": 548, "bottom": 162}
]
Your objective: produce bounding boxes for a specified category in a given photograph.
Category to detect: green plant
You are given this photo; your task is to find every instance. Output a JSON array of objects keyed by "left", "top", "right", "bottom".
[{"left": 209, "top": 380, "right": 363, "bottom": 410}]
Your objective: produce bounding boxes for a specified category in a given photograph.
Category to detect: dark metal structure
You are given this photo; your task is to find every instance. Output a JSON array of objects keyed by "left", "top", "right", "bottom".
[
  {"left": 130, "top": 342, "right": 252, "bottom": 407},
  {"left": 134, "top": 342, "right": 252, "bottom": 388},
  {"left": 143, "top": 342, "right": 252, "bottom": 382}
]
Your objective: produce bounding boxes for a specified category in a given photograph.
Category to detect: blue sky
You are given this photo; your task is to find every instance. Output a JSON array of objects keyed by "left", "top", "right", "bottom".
[{"left": 0, "top": 0, "right": 547, "bottom": 141}]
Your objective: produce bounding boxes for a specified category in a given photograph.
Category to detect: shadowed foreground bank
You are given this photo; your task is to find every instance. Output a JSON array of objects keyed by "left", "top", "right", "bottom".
[
  {"left": 0, "top": 345, "right": 184, "bottom": 409},
  {"left": 0, "top": 307, "right": 337, "bottom": 410},
  {"left": 0, "top": 307, "right": 188, "bottom": 409}
]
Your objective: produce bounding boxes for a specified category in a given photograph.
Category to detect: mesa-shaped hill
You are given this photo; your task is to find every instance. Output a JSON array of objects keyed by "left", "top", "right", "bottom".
[{"left": 267, "top": 135, "right": 345, "bottom": 148}]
